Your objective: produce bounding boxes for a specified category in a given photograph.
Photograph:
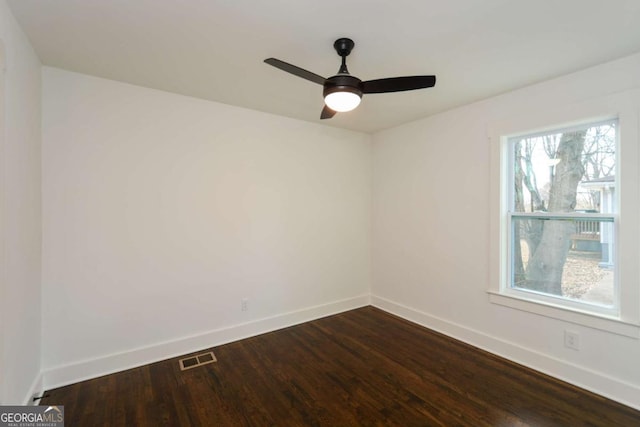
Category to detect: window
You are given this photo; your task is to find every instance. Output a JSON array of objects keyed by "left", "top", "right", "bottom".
[
  {"left": 488, "top": 93, "right": 640, "bottom": 337},
  {"left": 508, "top": 120, "right": 617, "bottom": 315}
]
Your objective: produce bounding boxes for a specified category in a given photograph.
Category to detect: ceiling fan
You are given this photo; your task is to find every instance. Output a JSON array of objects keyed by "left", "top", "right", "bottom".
[{"left": 264, "top": 38, "right": 436, "bottom": 120}]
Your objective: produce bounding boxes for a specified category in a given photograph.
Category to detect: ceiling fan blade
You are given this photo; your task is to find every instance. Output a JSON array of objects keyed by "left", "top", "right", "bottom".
[
  {"left": 320, "top": 105, "right": 337, "bottom": 119},
  {"left": 264, "top": 58, "right": 326, "bottom": 85},
  {"left": 362, "top": 75, "right": 436, "bottom": 94}
]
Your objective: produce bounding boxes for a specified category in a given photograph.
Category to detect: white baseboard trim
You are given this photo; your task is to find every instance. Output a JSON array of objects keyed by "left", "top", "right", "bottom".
[
  {"left": 42, "top": 294, "right": 370, "bottom": 391},
  {"left": 23, "top": 372, "right": 43, "bottom": 406},
  {"left": 371, "top": 295, "right": 640, "bottom": 411}
]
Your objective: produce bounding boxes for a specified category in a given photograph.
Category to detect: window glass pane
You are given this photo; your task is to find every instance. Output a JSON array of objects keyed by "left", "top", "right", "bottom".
[
  {"left": 511, "top": 217, "right": 614, "bottom": 307},
  {"left": 510, "top": 121, "right": 616, "bottom": 214}
]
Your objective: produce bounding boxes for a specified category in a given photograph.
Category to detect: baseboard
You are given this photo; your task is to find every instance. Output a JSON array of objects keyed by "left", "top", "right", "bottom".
[
  {"left": 371, "top": 295, "right": 640, "bottom": 411},
  {"left": 23, "top": 372, "right": 43, "bottom": 406},
  {"left": 42, "top": 294, "right": 370, "bottom": 391}
]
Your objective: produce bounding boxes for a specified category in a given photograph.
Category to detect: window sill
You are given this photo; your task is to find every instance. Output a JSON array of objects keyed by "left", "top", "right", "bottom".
[{"left": 487, "top": 291, "right": 640, "bottom": 338}]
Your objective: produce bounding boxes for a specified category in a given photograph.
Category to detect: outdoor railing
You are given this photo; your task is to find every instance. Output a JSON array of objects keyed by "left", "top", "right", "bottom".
[{"left": 573, "top": 220, "right": 600, "bottom": 239}]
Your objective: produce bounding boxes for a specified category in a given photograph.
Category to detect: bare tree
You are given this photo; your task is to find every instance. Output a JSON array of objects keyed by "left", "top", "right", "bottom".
[
  {"left": 513, "top": 138, "right": 546, "bottom": 271},
  {"left": 513, "top": 147, "right": 526, "bottom": 284},
  {"left": 524, "top": 130, "right": 587, "bottom": 294},
  {"left": 520, "top": 139, "right": 546, "bottom": 212},
  {"left": 582, "top": 124, "right": 615, "bottom": 180}
]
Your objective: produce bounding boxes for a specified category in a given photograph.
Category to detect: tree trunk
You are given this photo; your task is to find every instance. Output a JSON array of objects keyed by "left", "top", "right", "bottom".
[
  {"left": 525, "top": 130, "right": 586, "bottom": 295},
  {"left": 513, "top": 148, "right": 526, "bottom": 284},
  {"left": 520, "top": 140, "right": 545, "bottom": 256}
]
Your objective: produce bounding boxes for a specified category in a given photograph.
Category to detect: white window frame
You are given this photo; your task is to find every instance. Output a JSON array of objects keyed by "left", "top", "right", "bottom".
[{"left": 488, "top": 91, "right": 640, "bottom": 338}]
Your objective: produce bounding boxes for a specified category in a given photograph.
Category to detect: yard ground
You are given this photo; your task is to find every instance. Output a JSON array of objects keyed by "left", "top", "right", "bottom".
[
  {"left": 520, "top": 241, "right": 613, "bottom": 306},
  {"left": 562, "top": 250, "right": 606, "bottom": 299}
]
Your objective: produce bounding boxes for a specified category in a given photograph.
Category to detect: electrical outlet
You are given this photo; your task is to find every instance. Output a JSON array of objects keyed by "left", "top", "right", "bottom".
[
  {"left": 241, "top": 298, "right": 248, "bottom": 312},
  {"left": 564, "top": 330, "right": 580, "bottom": 350}
]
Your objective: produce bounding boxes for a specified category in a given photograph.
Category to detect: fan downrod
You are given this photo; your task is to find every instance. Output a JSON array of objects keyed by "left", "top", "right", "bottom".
[{"left": 333, "top": 38, "right": 355, "bottom": 57}]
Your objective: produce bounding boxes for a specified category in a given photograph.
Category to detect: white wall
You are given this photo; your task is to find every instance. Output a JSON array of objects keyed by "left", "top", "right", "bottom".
[
  {"left": 0, "top": 1, "right": 42, "bottom": 405},
  {"left": 41, "top": 67, "right": 371, "bottom": 387},
  {"left": 372, "top": 53, "right": 640, "bottom": 409}
]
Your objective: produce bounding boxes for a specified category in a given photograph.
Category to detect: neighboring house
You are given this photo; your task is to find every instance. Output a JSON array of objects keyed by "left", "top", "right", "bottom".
[{"left": 577, "top": 176, "right": 615, "bottom": 268}]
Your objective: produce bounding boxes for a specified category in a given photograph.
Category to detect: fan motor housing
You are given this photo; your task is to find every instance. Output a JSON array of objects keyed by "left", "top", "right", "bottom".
[{"left": 323, "top": 74, "right": 363, "bottom": 98}]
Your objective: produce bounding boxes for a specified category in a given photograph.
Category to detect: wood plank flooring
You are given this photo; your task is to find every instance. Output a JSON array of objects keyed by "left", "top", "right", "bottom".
[{"left": 42, "top": 306, "right": 640, "bottom": 426}]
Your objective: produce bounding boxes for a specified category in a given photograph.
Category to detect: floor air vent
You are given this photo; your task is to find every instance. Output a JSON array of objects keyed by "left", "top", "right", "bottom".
[{"left": 179, "top": 351, "right": 217, "bottom": 371}]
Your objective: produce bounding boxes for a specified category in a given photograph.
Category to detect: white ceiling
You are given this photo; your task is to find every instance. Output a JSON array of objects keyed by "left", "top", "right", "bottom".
[{"left": 8, "top": 0, "right": 640, "bottom": 133}]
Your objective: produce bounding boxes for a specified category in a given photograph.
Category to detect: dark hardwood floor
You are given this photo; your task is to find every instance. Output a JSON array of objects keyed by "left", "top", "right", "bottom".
[{"left": 42, "top": 306, "right": 640, "bottom": 426}]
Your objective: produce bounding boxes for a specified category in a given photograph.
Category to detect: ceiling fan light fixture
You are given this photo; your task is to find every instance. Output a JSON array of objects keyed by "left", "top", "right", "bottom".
[
  {"left": 264, "top": 37, "right": 436, "bottom": 120},
  {"left": 324, "top": 90, "right": 362, "bottom": 112}
]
